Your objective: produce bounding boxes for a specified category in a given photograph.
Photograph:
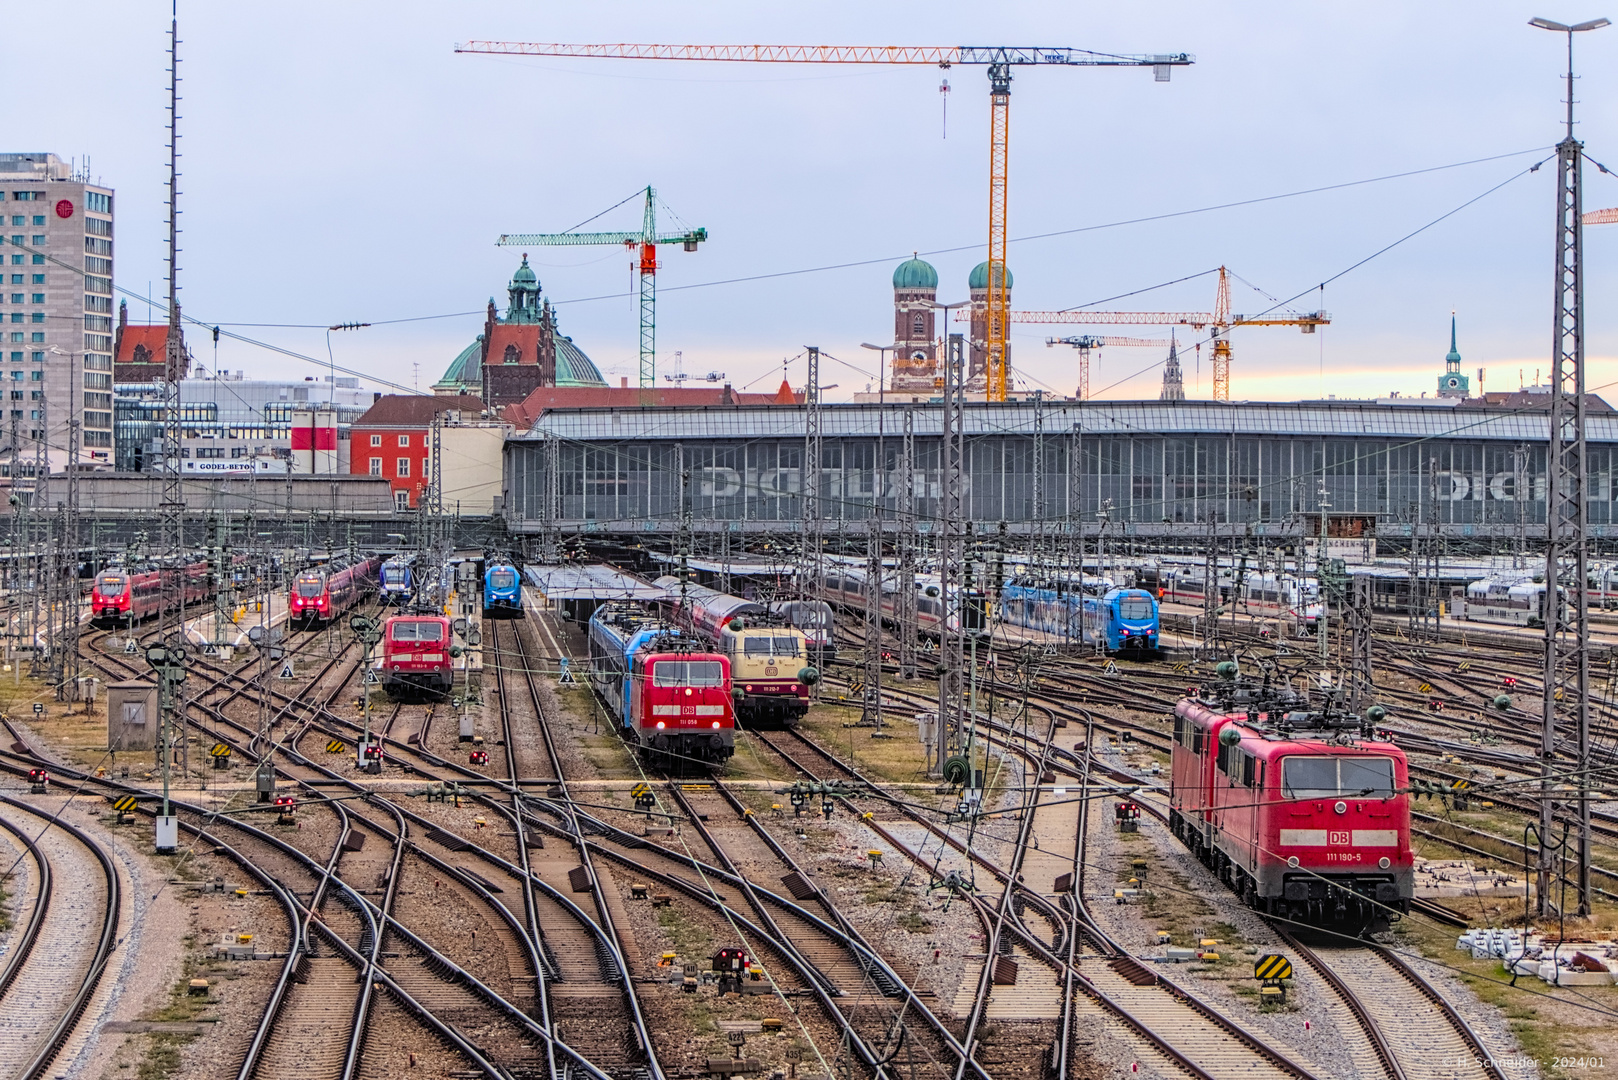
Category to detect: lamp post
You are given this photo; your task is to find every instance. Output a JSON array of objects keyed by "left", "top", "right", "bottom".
[
  {"left": 1529, "top": 12, "right": 1608, "bottom": 918},
  {"left": 859, "top": 343, "right": 895, "bottom": 404}
]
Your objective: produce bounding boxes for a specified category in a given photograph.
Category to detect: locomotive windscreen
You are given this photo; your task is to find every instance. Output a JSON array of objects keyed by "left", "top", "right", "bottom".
[
  {"left": 1118, "top": 596, "right": 1154, "bottom": 620},
  {"left": 391, "top": 621, "right": 445, "bottom": 641},
  {"left": 489, "top": 570, "right": 517, "bottom": 588},
  {"left": 743, "top": 636, "right": 801, "bottom": 658},
  {"left": 1281, "top": 756, "right": 1395, "bottom": 799},
  {"left": 97, "top": 577, "right": 124, "bottom": 596},
  {"left": 651, "top": 660, "right": 724, "bottom": 687},
  {"left": 381, "top": 566, "right": 408, "bottom": 584},
  {"left": 296, "top": 577, "right": 323, "bottom": 596}
]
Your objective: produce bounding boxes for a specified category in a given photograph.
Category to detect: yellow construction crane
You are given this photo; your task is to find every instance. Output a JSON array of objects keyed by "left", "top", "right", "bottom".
[
  {"left": 975, "top": 267, "right": 1329, "bottom": 399},
  {"left": 455, "top": 41, "right": 1193, "bottom": 402}
]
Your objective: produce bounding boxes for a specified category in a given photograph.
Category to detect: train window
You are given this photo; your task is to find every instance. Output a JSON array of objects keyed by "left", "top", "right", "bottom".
[
  {"left": 96, "top": 577, "right": 123, "bottom": 596},
  {"left": 1241, "top": 754, "right": 1256, "bottom": 788},
  {"left": 1281, "top": 756, "right": 1395, "bottom": 799},
  {"left": 391, "top": 621, "right": 444, "bottom": 642},
  {"left": 652, "top": 661, "right": 724, "bottom": 687},
  {"left": 1192, "top": 727, "right": 1204, "bottom": 755},
  {"left": 1338, "top": 757, "right": 1395, "bottom": 797},
  {"left": 295, "top": 578, "right": 323, "bottom": 596},
  {"left": 744, "top": 636, "right": 801, "bottom": 658},
  {"left": 1118, "top": 595, "right": 1154, "bottom": 621},
  {"left": 489, "top": 570, "right": 517, "bottom": 588}
]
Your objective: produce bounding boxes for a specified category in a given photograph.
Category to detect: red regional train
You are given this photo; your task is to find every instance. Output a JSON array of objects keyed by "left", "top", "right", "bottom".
[
  {"left": 289, "top": 555, "right": 381, "bottom": 626},
  {"left": 1168, "top": 670, "right": 1412, "bottom": 927},
  {"left": 90, "top": 561, "right": 211, "bottom": 624},
  {"left": 379, "top": 613, "right": 455, "bottom": 697}
]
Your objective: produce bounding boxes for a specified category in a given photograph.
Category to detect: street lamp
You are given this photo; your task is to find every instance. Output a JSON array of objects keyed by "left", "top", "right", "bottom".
[
  {"left": 928, "top": 300, "right": 973, "bottom": 394},
  {"left": 859, "top": 343, "right": 895, "bottom": 403},
  {"left": 1529, "top": 16, "right": 1611, "bottom": 137}
]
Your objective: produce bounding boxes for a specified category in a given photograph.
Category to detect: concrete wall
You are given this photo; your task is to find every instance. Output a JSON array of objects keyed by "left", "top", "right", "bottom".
[
  {"left": 70, "top": 473, "right": 398, "bottom": 516},
  {"left": 107, "top": 680, "right": 158, "bottom": 753},
  {"left": 439, "top": 422, "right": 509, "bottom": 516}
]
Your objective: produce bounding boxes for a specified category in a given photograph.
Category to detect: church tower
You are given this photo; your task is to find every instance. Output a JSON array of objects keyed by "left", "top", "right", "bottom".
[
  {"left": 889, "top": 256, "right": 940, "bottom": 394},
  {"left": 1159, "top": 336, "right": 1186, "bottom": 401},
  {"left": 1436, "top": 314, "right": 1469, "bottom": 398},
  {"left": 968, "top": 261, "right": 1011, "bottom": 390}
]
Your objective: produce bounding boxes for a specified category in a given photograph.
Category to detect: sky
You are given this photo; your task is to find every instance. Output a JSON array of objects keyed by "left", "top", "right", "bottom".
[{"left": 13, "top": 1, "right": 1618, "bottom": 403}]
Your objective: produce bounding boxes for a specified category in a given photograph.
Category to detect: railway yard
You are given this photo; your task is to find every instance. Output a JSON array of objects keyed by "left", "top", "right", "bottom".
[{"left": 0, "top": 556, "right": 1612, "bottom": 1080}]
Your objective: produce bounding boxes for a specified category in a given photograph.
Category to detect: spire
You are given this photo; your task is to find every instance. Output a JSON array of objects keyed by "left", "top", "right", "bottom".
[
  {"left": 1436, "top": 313, "right": 1469, "bottom": 398},
  {"left": 1159, "top": 334, "right": 1185, "bottom": 401}
]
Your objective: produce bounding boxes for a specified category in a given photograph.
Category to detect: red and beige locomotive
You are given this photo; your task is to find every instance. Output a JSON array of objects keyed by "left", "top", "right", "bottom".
[{"left": 1168, "top": 664, "right": 1412, "bottom": 926}]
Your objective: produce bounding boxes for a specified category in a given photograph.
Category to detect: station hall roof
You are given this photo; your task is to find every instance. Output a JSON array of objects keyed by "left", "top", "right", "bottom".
[
  {"left": 515, "top": 398, "right": 1614, "bottom": 443},
  {"left": 523, "top": 563, "right": 666, "bottom": 601}
]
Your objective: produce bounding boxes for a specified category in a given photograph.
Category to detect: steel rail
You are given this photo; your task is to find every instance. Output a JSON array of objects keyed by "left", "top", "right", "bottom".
[{"left": 0, "top": 794, "right": 122, "bottom": 1080}]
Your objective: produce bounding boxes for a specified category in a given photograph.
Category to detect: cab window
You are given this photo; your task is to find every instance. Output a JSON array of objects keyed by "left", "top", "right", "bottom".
[{"left": 1281, "top": 756, "right": 1394, "bottom": 798}]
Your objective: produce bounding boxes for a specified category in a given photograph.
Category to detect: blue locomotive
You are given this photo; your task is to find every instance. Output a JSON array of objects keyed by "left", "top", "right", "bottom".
[
  {"left": 998, "top": 576, "right": 1160, "bottom": 655},
  {"left": 483, "top": 557, "right": 524, "bottom": 618},
  {"left": 379, "top": 556, "right": 414, "bottom": 606}
]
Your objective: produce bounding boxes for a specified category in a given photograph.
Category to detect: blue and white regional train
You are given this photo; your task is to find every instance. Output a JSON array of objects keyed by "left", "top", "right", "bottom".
[
  {"left": 483, "top": 557, "right": 524, "bottom": 618},
  {"left": 378, "top": 556, "right": 415, "bottom": 606},
  {"left": 587, "top": 602, "right": 736, "bottom": 767},
  {"left": 997, "top": 577, "right": 1161, "bottom": 654}
]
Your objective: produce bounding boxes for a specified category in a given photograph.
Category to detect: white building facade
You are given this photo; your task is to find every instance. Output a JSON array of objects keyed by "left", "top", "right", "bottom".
[{"left": 0, "top": 152, "right": 115, "bottom": 474}]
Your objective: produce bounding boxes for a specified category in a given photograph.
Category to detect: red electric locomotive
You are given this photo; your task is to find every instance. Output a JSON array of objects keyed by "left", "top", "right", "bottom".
[
  {"left": 1168, "top": 667, "right": 1412, "bottom": 927},
  {"left": 379, "top": 613, "right": 455, "bottom": 697},
  {"left": 289, "top": 555, "right": 380, "bottom": 626}
]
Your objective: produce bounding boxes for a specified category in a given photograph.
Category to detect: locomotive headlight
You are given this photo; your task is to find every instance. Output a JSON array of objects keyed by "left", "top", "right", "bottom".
[
  {"left": 711, "top": 721, "right": 721, "bottom": 729},
  {"left": 656, "top": 721, "right": 666, "bottom": 730},
  {"left": 685, "top": 688, "right": 692, "bottom": 696},
  {"left": 1287, "top": 856, "right": 1300, "bottom": 868},
  {"left": 1334, "top": 801, "right": 1347, "bottom": 815},
  {"left": 1378, "top": 857, "right": 1391, "bottom": 869}
]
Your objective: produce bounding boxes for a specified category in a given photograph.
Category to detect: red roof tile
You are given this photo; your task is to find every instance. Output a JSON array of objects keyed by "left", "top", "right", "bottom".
[
  {"left": 115, "top": 324, "right": 171, "bottom": 365},
  {"left": 486, "top": 324, "right": 542, "bottom": 365},
  {"left": 352, "top": 394, "right": 488, "bottom": 428}
]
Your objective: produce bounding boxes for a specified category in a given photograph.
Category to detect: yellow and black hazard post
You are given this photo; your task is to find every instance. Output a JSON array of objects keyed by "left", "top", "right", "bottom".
[
  {"left": 210, "top": 742, "right": 231, "bottom": 770},
  {"left": 1254, "top": 953, "right": 1292, "bottom": 1003},
  {"left": 112, "top": 794, "right": 139, "bottom": 824},
  {"left": 632, "top": 782, "right": 656, "bottom": 816},
  {"left": 326, "top": 739, "right": 346, "bottom": 755}
]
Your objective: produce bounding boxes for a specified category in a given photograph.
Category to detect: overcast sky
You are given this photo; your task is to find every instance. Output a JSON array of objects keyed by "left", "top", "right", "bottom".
[{"left": 15, "top": 1, "right": 1618, "bottom": 402}]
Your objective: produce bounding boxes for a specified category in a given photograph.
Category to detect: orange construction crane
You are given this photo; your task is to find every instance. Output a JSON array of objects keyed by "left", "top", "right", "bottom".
[
  {"left": 1044, "top": 335, "right": 1166, "bottom": 400},
  {"left": 455, "top": 42, "right": 1192, "bottom": 403},
  {"left": 967, "top": 267, "right": 1329, "bottom": 400},
  {"left": 1586, "top": 207, "right": 1618, "bottom": 224}
]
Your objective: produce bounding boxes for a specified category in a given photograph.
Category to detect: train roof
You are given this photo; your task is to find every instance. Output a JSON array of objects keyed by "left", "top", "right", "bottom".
[{"left": 651, "top": 576, "right": 765, "bottom": 618}]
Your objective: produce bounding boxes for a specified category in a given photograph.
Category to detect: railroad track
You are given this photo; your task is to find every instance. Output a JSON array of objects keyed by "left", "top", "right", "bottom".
[{"left": 0, "top": 795, "right": 121, "bottom": 1080}]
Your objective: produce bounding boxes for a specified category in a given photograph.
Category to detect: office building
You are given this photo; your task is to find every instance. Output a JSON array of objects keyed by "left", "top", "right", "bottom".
[{"left": 0, "top": 152, "right": 115, "bottom": 472}]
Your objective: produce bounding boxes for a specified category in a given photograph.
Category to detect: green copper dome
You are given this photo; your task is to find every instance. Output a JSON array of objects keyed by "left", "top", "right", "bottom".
[
  {"left": 512, "top": 254, "right": 538, "bottom": 285},
  {"left": 892, "top": 257, "right": 938, "bottom": 290},
  {"left": 969, "top": 261, "right": 1013, "bottom": 290}
]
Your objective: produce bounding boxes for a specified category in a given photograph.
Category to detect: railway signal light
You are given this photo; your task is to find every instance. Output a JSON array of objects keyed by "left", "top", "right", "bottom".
[
  {"left": 273, "top": 795, "right": 296, "bottom": 818},
  {"left": 469, "top": 749, "right": 489, "bottom": 766},
  {"left": 27, "top": 768, "right": 47, "bottom": 792},
  {"left": 1427, "top": 699, "right": 1445, "bottom": 712},
  {"left": 1502, "top": 676, "right": 1517, "bottom": 689}
]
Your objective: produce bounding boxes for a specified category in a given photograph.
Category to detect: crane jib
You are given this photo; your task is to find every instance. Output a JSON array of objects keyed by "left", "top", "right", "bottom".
[{"left": 455, "top": 42, "right": 1194, "bottom": 70}]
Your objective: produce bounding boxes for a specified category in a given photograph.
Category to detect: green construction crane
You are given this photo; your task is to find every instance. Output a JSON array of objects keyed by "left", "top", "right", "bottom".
[{"left": 498, "top": 186, "right": 706, "bottom": 388}]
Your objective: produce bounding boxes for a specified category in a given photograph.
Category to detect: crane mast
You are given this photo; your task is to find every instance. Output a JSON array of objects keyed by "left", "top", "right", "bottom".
[{"left": 498, "top": 186, "right": 706, "bottom": 388}]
